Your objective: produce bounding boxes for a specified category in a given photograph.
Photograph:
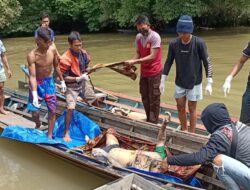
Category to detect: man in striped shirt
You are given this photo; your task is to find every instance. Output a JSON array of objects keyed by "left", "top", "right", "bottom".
[{"left": 160, "top": 15, "right": 213, "bottom": 133}]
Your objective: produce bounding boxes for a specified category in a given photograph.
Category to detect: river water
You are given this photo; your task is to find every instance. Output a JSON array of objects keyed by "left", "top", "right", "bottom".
[{"left": 1, "top": 28, "right": 250, "bottom": 189}]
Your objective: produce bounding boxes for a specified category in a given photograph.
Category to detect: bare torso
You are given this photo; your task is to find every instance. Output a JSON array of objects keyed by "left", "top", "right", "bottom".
[
  {"left": 109, "top": 148, "right": 162, "bottom": 167},
  {"left": 28, "top": 47, "right": 56, "bottom": 78}
]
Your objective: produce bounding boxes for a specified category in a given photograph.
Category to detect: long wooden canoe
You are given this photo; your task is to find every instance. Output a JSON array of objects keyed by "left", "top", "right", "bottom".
[
  {"left": 1, "top": 88, "right": 225, "bottom": 189},
  {"left": 20, "top": 64, "right": 211, "bottom": 136}
]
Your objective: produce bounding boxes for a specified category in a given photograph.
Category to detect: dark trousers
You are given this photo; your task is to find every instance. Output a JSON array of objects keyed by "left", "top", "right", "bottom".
[
  {"left": 240, "top": 84, "right": 250, "bottom": 124},
  {"left": 139, "top": 74, "right": 161, "bottom": 124}
]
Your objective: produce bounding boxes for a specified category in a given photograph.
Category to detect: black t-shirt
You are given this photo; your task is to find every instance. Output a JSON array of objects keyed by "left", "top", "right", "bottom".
[
  {"left": 163, "top": 36, "right": 213, "bottom": 89},
  {"left": 242, "top": 42, "right": 250, "bottom": 85}
]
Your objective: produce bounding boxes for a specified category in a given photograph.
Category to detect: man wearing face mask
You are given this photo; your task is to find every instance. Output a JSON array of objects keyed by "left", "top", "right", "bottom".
[
  {"left": 60, "top": 31, "right": 96, "bottom": 142},
  {"left": 125, "top": 15, "right": 162, "bottom": 124},
  {"left": 160, "top": 15, "right": 213, "bottom": 133}
]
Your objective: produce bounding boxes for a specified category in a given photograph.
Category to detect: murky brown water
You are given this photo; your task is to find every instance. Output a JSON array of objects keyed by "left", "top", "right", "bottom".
[
  {"left": 1, "top": 28, "right": 250, "bottom": 189},
  {"left": 0, "top": 137, "right": 108, "bottom": 190}
]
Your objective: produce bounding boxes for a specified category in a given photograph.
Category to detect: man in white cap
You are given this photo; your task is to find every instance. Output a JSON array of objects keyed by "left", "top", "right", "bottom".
[
  {"left": 222, "top": 41, "right": 250, "bottom": 124},
  {"left": 160, "top": 15, "right": 213, "bottom": 133}
]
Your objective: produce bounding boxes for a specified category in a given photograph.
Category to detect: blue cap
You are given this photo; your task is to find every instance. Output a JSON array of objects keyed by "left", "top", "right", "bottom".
[{"left": 176, "top": 15, "right": 194, "bottom": 33}]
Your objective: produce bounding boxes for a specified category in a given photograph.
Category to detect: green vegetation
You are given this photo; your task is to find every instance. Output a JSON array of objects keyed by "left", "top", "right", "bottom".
[{"left": 1, "top": 0, "right": 250, "bottom": 36}]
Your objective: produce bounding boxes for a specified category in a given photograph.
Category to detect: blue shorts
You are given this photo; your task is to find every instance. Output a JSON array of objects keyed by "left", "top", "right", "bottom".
[{"left": 27, "top": 77, "right": 57, "bottom": 112}]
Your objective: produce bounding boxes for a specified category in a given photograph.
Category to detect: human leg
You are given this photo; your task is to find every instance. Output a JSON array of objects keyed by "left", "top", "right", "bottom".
[
  {"left": 186, "top": 84, "right": 202, "bottom": 133},
  {"left": 81, "top": 81, "right": 97, "bottom": 105},
  {"left": 147, "top": 74, "right": 161, "bottom": 124},
  {"left": 156, "top": 111, "right": 171, "bottom": 145},
  {"left": 176, "top": 97, "right": 187, "bottom": 131},
  {"left": 47, "top": 111, "right": 56, "bottom": 139},
  {"left": 32, "top": 111, "right": 41, "bottom": 129},
  {"left": 187, "top": 101, "right": 197, "bottom": 133},
  {"left": 213, "top": 154, "right": 250, "bottom": 190},
  {"left": 0, "top": 82, "right": 8, "bottom": 114},
  {"left": 240, "top": 85, "right": 250, "bottom": 124},
  {"left": 42, "top": 77, "right": 57, "bottom": 138},
  {"left": 64, "top": 88, "right": 79, "bottom": 141},
  {"left": 139, "top": 76, "right": 150, "bottom": 122},
  {"left": 174, "top": 85, "right": 188, "bottom": 131}
]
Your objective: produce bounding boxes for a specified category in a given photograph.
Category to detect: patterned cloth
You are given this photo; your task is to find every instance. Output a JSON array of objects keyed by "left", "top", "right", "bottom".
[{"left": 27, "top": 77, "right": 57, "bottom": 112}]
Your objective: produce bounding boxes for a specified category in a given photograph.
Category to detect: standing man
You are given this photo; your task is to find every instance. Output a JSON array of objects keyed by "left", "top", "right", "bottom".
[
  {"left": 160, "top": 15, "right": 213, "bottom": 133},
  {"left": 35, "top": 13, "right": 55, "bottom": 42},
  {"left": 27, "top": 27, "right": 66, "bottom": 139},
  {"left": 223, "top": 41, "right": 250, "bottom": 124},
  {"left": 0, "top": 40, "right": 12, "bottom": 114},
  {"left": 60, "top": 31, "right": 96, "bottom": 142},
  {"left": 161, "top": 103, "right": 250, "bottom": 190},
  {"left": 125, "top": 15, "right": 162, "bottom": 124},
  {"left": 35, "top": 13, "right": 60, "bottom": 57}
]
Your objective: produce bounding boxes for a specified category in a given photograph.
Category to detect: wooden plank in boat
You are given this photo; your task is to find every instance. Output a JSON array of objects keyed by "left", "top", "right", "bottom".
[
  {"left": 0, "top": 111, "right": 36, "bottom": 128},
  {"left": 95, "top": 173, "right": 167, "bottom": 190}
]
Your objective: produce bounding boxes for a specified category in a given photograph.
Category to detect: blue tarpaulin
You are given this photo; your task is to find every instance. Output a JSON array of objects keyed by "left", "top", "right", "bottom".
[
  {"left": 1, "top": 111, "right": 102, "bottom": 149},
  {"left": 127, "top": 167, "right": 202, "bottom": 188}
]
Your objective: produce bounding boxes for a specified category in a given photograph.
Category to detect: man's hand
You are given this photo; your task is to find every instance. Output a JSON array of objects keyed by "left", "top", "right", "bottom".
[
  {"left": 92, "top": 148, "right": 108, "bottom": 157},
  {"left": 223, "top": 75, "right": 233, "bottom": 97},
  {"left": 124, "top": 59, "right": 137, "bottom": 68},
  {"left": 205, "top": 77, "right": 213, "bottom": 95},
  {"left": 32, "top": 91, "right": 41, "bottom": 108},
  {"left": 76, "top": 73, "right": 90, "bottom": 82},
  {"left": 60, "top": 80, "right": 67, "bottom": 93},
  {"left": 159, "top": 75, "right": 167, "bottom": 95},
  {"left": 7, "top": 69, "right": 12, "bottom": 78}
]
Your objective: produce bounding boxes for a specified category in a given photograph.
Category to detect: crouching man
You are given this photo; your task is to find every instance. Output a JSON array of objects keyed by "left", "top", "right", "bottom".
[{"left": 161, "top": 103, "right": 250, "bottom": 190}]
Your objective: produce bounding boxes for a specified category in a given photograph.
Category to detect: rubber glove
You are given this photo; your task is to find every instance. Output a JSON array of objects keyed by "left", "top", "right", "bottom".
[
  {"left": 60, "top": 80, "right": 67, "bottom": 93},
  {"left": 76, "top": 73, "right": 90, "bottom": 82},
  {"left": 205, "top": 78, "right": 213, "bottom": 95},
  {"left": 223, "top": 75, "right": 233, "bottom": 97},
  {"left": 159, "top": 75, "right": 167, "bottom": 95},
  {"left": 32, "top": 91, "right": 41, "bottom": 108}
]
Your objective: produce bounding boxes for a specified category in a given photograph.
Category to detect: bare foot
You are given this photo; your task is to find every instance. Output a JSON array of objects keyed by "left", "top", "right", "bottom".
[
  {"left": 47, "top": 135, "right": 53, "bottom": 139},
  {"left": 63, "top": 133, "right": 72, "bottom": 142},
  {"left": 35, "top": 125, "right": 41, "bottom": 129},
  {"left": 0, "top": 109, "right": 9, "bottom": 115}
]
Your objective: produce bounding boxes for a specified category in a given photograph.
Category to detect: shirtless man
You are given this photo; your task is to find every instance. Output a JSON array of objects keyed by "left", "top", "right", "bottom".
[
  {"left": 27, "top": 27, "right": 66, "bottom": 138},
  {"left": 92, "top": 112, "right": 171, "bottom": 172}
]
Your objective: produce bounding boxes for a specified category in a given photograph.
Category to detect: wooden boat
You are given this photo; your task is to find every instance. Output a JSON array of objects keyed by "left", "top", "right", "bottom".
[
  {"left": 95, "top": 173, "right": 166, "bottom": 190},
  {"left": 19, "top": 64, "right": 210, "bottom": 136},
  {"left": 1, "top": 88, "right": 225, "bottom": 190}
]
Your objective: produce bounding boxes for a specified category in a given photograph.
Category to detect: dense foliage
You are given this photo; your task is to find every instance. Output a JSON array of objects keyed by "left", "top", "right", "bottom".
[
  {"left": 0, "top": 0, "right": 22, "bottom": 29},
  {"left": 1, "top": 0, "right": 250, "bottom": 36}
]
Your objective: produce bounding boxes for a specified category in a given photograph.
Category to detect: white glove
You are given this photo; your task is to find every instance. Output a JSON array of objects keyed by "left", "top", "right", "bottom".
[
  {"left": 76, "top": 73, "right": 90, "bottom": 82},
  {"left": 223, "top": 75, "right": 233, "bottom": 97},
  {"left": 60, "top": 80, "right": 67, "bottom": 93},
  {"left": 205, "top": 77, "right": 213, "bottom": 95},
  {"left": 32, "top": 91, "right": 41, "bottom": 108},
  {"left": 159, "top": 75, "right": 167, "bottom": 95}
]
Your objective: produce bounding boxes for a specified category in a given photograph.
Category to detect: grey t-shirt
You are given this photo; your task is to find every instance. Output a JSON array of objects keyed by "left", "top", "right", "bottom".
[{"left": 163, "top": 36, "right": 213, "bottom": 89}]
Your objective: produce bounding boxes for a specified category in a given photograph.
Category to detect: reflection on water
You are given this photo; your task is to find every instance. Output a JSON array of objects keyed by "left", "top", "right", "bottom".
[{"left": 0, "top": 137, "right": 108, "bottom": 190}]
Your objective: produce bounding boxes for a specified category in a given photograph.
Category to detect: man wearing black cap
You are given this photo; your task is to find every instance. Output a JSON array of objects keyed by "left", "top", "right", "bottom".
[
  {"left": 160, "top": 15, "right": 213, "bottom": 133},
  {"left": 160, "top": 103, "right": 250, "bottom": 190}
]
